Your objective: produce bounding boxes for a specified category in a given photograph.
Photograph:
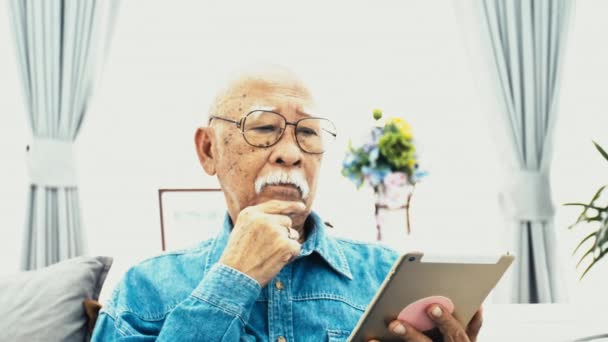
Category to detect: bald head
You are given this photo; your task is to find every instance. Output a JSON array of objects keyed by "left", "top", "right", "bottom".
[{"left": 208, "top": 65, "right": 315, "bottom": 123}]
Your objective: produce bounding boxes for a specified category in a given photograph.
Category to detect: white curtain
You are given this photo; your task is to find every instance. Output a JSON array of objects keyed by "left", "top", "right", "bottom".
[
  {"left": 455, "top": 0, "right": 573, "bottom": 303},
  {"left": 9, "top": 0, "right": 119, "bottom": 270}
]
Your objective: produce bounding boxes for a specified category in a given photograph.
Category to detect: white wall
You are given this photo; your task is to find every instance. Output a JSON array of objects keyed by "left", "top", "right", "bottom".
[{"left": 1, "top": 0, "right": 607, "bottom": 305}]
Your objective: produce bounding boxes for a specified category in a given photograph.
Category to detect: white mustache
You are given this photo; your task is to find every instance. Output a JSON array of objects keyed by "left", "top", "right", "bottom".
[{"left": 254, "top": 171, "right": 310, "bottom": 199}]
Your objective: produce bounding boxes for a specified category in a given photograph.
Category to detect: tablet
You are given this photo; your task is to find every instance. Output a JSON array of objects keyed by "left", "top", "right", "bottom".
[{"left": 348, "top": 252, "right": 515, "bottom": 342}]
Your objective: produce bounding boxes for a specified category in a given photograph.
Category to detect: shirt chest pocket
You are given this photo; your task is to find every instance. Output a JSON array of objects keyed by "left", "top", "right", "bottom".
[{"left": 327, "top": 329, "right": 352, "bottom": 342}]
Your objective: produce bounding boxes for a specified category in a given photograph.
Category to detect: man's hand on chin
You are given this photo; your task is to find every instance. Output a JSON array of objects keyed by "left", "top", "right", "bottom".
[
  {"left": 369, "top": 305, "right": 483, "bottom": 342},
  {"left": 218, "top": 200, "right": 307, "bottom": 287}
]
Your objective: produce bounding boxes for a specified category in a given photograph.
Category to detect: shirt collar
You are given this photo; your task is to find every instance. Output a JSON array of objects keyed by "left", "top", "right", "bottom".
[{"left": 204, "top": 211, "right": 353, "bottom": 280}]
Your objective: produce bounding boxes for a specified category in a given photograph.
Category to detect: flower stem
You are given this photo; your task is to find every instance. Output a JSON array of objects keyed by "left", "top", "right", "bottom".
[{"left": 405, "top": 184, "right": 416, "bottom": 235}]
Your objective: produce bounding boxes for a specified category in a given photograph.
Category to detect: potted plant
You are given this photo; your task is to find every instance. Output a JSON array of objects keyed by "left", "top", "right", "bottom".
[
  {"left": 566, "top": 141, "right": 608, "bottom": 280},
  {"left": 342, "top": 109, "right": 426, "bottom": 240}
]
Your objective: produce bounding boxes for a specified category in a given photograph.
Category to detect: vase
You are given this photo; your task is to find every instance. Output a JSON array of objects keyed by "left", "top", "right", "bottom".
[{"left": 373, "top": 184, "right": 414, "bottom": 244}]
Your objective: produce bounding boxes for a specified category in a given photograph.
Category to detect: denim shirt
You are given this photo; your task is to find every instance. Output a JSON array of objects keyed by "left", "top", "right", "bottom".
[{"left": 92, "top": 212, "right": 398, "bottom": 341}]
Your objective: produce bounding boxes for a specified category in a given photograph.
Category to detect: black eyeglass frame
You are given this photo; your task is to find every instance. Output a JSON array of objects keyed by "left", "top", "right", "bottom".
[{"left": 208, "top": 110, "right": 337, "bottom": 154}]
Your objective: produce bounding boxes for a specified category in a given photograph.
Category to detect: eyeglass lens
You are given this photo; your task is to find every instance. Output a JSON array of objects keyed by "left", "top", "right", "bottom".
[{"left": 242, "top": 110, "right": 336, "bottom": 153}]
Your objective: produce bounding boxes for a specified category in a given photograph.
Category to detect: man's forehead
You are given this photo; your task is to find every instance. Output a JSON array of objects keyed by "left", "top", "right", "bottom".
[
  {"left": 222, "top": 86, "right": 318, "bottom": 119},
  {"left": 209, "top": 67, "right": 321, "bottom": 121},
  {"left": 244, "top": 104, "right": 317, "bottom": 118}
]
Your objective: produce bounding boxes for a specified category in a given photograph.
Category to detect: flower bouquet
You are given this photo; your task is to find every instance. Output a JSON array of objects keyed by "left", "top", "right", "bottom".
[{"left": 342, "top": 109, "right": 426, "bottom": 239}]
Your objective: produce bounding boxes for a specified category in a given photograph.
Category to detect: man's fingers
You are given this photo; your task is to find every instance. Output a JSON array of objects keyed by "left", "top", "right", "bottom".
[
  {"left": 386, "top": 320, "right": 432, "bottom": 341},
  {"left": 254, "top": 200, "right": 306, "bottom": 215},
  {"left": 368, "top": 319, "right": 442, "bottom": 342},
  {"left": 427, "top": 305, "right": 468, "bottom": 339},
  {"left": 466, "top": 307, "right": 483, "bottom": 341},
  {"left": 269, "top": 213, "right": 292, "bottom": 229},
  {"left": 265, "top": 215, "right": 299, "bottom": 240},
  {"left": 282, "top": 238, "right": 301, "bottom": 263},
  {"left": 286, "top": 227, "right": 300, "bottom": 241},
  {"left": 287, "top": 238, "right": 301, "bottom": 254}
]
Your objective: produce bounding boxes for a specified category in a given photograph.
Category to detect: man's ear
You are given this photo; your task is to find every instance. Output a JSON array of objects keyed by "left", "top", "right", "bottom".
[{"left": 195, "top": 127, "right": 216, "bottom": 175}]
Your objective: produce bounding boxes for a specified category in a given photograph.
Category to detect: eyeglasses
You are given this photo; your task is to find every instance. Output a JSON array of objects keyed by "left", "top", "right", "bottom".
[{"left": 209, "top": 110, "right": 337, "bottom": 154}]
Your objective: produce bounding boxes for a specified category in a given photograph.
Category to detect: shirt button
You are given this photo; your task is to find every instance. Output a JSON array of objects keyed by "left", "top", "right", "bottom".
[
  {"left": 275, "top": 280, "right": 284, "bottom": 291},
  {"left": 277, "top": 337, "right": 287, "bottom": 342}
]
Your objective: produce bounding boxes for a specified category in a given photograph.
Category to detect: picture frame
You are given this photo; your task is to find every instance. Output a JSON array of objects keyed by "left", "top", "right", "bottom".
[{"left": 158, "top": 188, "right": 227, "bottom": 251}]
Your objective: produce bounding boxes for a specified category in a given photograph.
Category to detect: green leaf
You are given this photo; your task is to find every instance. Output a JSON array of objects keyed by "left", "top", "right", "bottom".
[
  {"left": 596, "top": 223, "right": 608, "bottom": 250},
  {"left": 573, "top": 231, "right": 597, "bottom": 256},
  {"left": 569, "top": 144, "right": 608, "bottom": 280},
  {"left": 576, "top": 248, "right": 595, "bottom": 269},
  {"left": 593, "top": 141, "right": 608, "bottom": 163},
  {"left": 569, "top": 214, "right": 600, "bottom": 230},
  {"left": 590, "top": 185, "right": 607, "bottom": 203},
  {"left": 580, "top": 249, "right": 608, "bottom": 280},
  {"left": 576, "top": 220, "right": 608, "bottom": 278},
  {"left": 567, "top": 186, "right": 607, "bottom": 230},
  {"left": 563, "top": 203, "right": 603, "bottom": 210}
]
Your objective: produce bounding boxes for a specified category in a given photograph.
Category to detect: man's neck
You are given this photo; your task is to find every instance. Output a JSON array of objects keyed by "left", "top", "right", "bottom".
[{"left": 295, "top": 215, "right": 315, "bottom": 244}]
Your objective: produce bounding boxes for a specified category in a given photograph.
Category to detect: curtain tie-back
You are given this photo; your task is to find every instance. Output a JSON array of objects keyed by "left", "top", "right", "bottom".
[
  {"left": 26, "top": 137, "right": 77, "bottom": 188},
  {"left": 499, "top": 170, "right": 555, "bottom": 222}
]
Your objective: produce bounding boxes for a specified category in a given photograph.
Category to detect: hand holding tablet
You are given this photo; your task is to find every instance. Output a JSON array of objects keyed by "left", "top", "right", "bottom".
[
  {"left": 375, "top": 302, "right": 483, "bottom": 342},
  {"left": 348, "top": 252, "right": 514, "bottom": 342},
  {"left": 396, "top": 296, "right": 455, "bottom": 332}
]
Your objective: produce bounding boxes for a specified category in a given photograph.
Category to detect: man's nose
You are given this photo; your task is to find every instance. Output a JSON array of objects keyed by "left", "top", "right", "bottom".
[{"left": 269, "top": 125, "right": 302, "bottom": 167}]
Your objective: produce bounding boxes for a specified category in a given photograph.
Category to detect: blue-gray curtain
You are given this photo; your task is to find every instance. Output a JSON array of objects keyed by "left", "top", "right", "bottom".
[
  {"left": 480, "top": 0, "right": 573, "bottom": 303},
  {"left": 9, "top": 0, "right": 119, "bottom": 270}
]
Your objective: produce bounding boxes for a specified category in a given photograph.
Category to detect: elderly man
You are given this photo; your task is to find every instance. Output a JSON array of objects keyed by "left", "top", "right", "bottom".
[{"left": 92, "top": 67, "right": 483, "bottom": 341}]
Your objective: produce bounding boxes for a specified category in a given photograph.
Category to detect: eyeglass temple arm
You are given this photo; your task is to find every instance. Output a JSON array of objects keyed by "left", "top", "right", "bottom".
[
  {"left": 322, "top": 128, "right": 337, "bottom": 137},
  {"left": 286, "top": 121, "right": 337, "bottom": 137},
  {"left": 208, "top": 116, "right": 242, "bottom": 128},
  {"left": 292, "top": 126, "right": 337, "bottom": 138}
]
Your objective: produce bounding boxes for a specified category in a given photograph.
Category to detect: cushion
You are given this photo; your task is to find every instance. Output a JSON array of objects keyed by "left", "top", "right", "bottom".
[{"left": 0, "top": 256, "right": 113, "bottom": 342}]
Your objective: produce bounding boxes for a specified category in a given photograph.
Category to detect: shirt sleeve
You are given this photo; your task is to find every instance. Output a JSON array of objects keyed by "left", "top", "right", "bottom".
[{"left": 91, "top": 263, "right": 261, "bottom": 341}]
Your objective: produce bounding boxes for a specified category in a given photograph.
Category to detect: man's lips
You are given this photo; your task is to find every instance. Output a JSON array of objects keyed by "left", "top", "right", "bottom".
[{"left": 262, "top": 184, "right": 302, "bottom": 197}]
